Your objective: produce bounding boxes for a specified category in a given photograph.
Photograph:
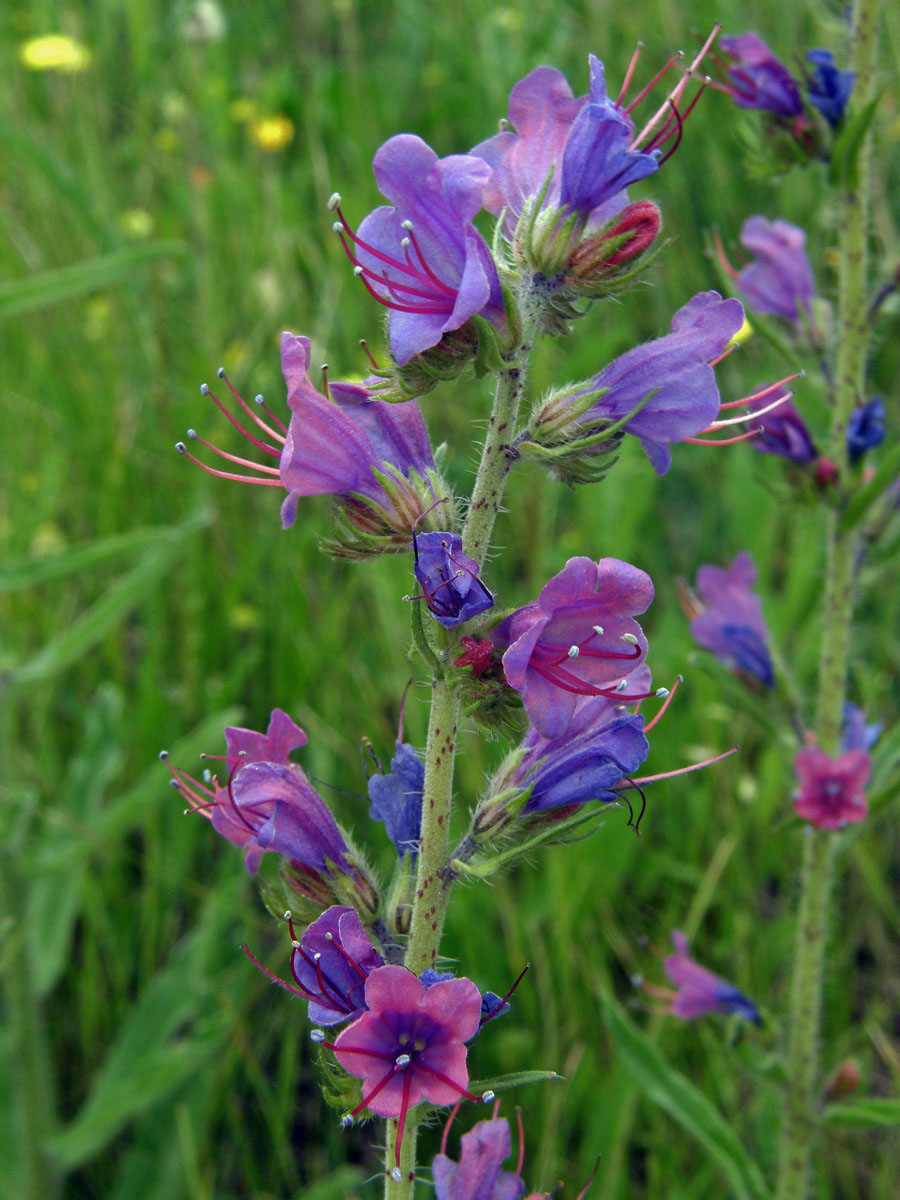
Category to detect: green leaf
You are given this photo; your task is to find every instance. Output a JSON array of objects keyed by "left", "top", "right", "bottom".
[
  {"left": 838, "top": 439, "right": 900, "bottom": 533},
  {"left": 467, "top": 1070, "right": 563, "bottom": 1094},
  {"left": 0, "top": 525, "right": 198, "bottom": 592},
  {"left": 0, "top": 241, "right": 188, "bottom": 321},
  {"left": 601, "top": 994, "right": 771, "bottom": 1200},
  {"left": 823, "top": 1098, "right": 900, "bottom": 1128},
  {"left": 45, "top": 891, "right": 237, "bottom": 1170},
  {"left": 5, "top": 509, "right": 212, "bottom": 689},
  {"left": 828, "top": 92, "right": 882, "bottom": 190}
]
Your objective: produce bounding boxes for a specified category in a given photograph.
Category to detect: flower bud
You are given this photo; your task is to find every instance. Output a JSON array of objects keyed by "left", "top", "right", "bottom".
[{"left": 824, "top": 1060, "right": 861, "bottom": 1101}]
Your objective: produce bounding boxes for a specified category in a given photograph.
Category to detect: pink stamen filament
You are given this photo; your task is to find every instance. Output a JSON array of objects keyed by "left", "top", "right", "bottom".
[
  {"left": 515, "top": 1107, "right": 526, "bottom": 1176},
  {"left": 203, "top": 387, "right": 282, "bottom": 457},
  {"left": 642, "top": 675, "right": 682, "bottom": 733},
  {"left": 187, "top": 432, "right": 281, "bottom": 474},
  {"left": 709, "top": 341, "right": 739, "bottom": 369},
  {"left": 176, "top": 442, "right": 284, "bottom": 486},
  {"left": 629, "top": 745, "right": 738, "bottom": 785},
  {"left": 685, "top": 428, "right": 762, "bottom": 447},
  {"left": 395, "top": 1071, "right": 413, "bottom": 1167},
  {"left": 479, "top": 962, "right": 531, "bottom": 1026},
  {"left": 617, "top": 41, "right": 644, "bottom": 106},
  {"left": 624, "top": 52, "right": 683, "bottom": 116},
  {"left": 219, "top": 372, "right": 287, "bottom": 443},
  {"left": 333, "top": 205, "right": 456, "bottom": 315},
  {"left": 631, "top": 24, "right": 719, "bottom": 149},
  {"left": 717, "top": 373, "right": 803, "bottom": 412},
  {"left": 241, "top": 944, "right": 316, "bottom": 1000},
  {"left": 707, "top": 391, "right": 792, "bottom": 429},
  {"left": 440, "top": 1101, "right": 462, "bottom": 1156}
]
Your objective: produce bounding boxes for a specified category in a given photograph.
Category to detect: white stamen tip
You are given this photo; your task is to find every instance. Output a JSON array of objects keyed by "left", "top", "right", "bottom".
[
  {"left": 325, "top": 931, "right": 334, "bottom": 941},
  {"left": 616, "top": 679, "right": 628, "bottom": 692},
  {"left": 332, "top": 221, "right": 343, "bottom": 233},
  {"left": 400, "top": 236, "right": 410, "bottom": 248},
  {"left": 353, "top": 265, "right": 364, "bottom": 276},
  {"left": 202, "top": 769, "right": 212, "bottom": 783},
  {"left": 567, "top": 645, "right": 580, "bottom": 658},
  {"left": 174, "top": 442, "right": 186, "bottom": 454},
  {"left": 186, "top": 428, "right": 198, "bottom": 439},
  {"left": 327, "top": 192, "right": 341, "bottom": 210},
  {"left": 395, "top": 1053, "right": 411, "bottom": 1068},
  {"left": 391, "top": 1168, "right": 403, "bottom": 1182},
  {"left": 284, "top": 910, "right": 292, "bottom": 921},
  {"left": 621, "top": 632, "right": 639, "bottom": 645},
  {"left": 200, "top": 383, "right": 209, "bottom": 395},
  {"left": 340, "top": 1114, "right": 353, "bottom": 1129},
  {"left": 593, "top": 625, "right": 604, "bottom": 636},
  {"left": 655, "top": 687, "right": 670, "bottom": 698},
  {"left": 310, "top": 1029, "right": 325, "bottom": 1043},
  {"left": 254, "top": 393, "right": 265, "bottom": 405},
  {"left": 482, "top": 1090, "right": 495, "bottom": 1102},
  {"left": 401, "top": 219, "right": 413, "bottom": 231},
  {"left": 216, "top": 367, "right": 225, "bottom": 379},
  {"left": 158, "top": 750, "right": 168, "bottom": 761},
  {"left": 291, "top": 940, "right": 301, "bottom": 950},
  {"left": 313, "top": 952, "right": 322, "bottom": 962}
]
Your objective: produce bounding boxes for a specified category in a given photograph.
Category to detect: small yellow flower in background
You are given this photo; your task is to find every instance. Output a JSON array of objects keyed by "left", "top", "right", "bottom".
[
  {"left": 222, "top": 340, "right": 248, "bottom": 374},
  {"left": 119, "top": 208, "right": 154, "bottom": 239},
  {"left": 20, "top": 34, "right": 91, "bottom": 73},
  {"left": 229, "top": 96, "right": 257, "bottom": 124},
  {"left": 84, "top": 296, "right": 111, "bottom": 341},
  {"left": 491, "top": 8, "right": 524, "bottom": 32},
  {"left": 228, "top": 603, "right": 260, "bottom": 632},
  {"left": 154, "top": 128, "right": 179, "bottom": 153},
  {"left": 248, "top": 114, "right": 295, "bottom": 152},
  {"left": 729, "top": 315, "right": 754, "bottom": 347},
  {"left": 31, "top": 522, "right": 67, "bottom": 557}
]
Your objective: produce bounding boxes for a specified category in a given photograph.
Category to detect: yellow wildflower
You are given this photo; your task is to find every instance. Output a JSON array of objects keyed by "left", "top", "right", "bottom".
[{"left": 19, "top": 34, "right": 91, "bottom": 73}]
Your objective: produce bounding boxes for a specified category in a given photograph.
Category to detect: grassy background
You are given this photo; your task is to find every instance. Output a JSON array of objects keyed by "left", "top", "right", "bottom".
[{"left": 2, "top": 1, "right": 899, "bottom": 1197}]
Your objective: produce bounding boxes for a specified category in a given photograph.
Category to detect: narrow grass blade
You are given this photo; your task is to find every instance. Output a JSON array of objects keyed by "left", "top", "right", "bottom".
[{"left": 601, "top": 994, "right": 771, "bottom": 1200}]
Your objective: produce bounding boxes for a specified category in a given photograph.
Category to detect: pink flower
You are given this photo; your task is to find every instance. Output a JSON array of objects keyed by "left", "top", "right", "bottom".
[
  {"left": 492, "top": 557, "right": 654, "bottom": 739},
  {"left": 325, "top": 965, "right": 484, "bottom": 1167},
  {"left": 664, "top": 931, "right": 760, "bottom": 1023},
  {"left": 793, "top": 745, "right": 870, "bottom": 830}
]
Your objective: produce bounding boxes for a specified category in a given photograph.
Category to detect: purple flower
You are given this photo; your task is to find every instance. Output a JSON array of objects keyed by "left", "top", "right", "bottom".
[
  {"left": 514, "top": 693, "right": 649, "bottom": 813},
  {"left": 565, "top": 292, "right": 746, "bottom": 475},
  {"left": 420, "top": 969, "right": 511, "bottom": 1025},
  {"left": 794, "top": 745, "right": 870, "bottom": 830},
  {"left": 279, "top": 332, "right": 441, "bottom": 530},
  {"left": 718, "top": 33, "right": 804, "bottom": 119},
  {"left": 846, "top": 396, "right": 885, "bottom": 463},
  {"left": 432, "top": 1116, "right": 525, "bottom": 1200},
  {"left": 749, "top": 393, "right": 818, "bottom": 464},
  {"left": 412, "top": 531, "right": 495, "bottom": 627},
  {"left": 471, "top": 55, "right": 658, "bottom": 238},
  {"left": 291, "top": 906, "right": 384, "bottom": 1026},
  {"left": 805, "top": 49, "right": 854, "bottom": 128},
  {"left": 330, "top": 966, "right": 483, "bottom": 1165},
  {"left": 331, "top": 136, "right": 505, "bottom": 366},
  {"left": 688, "top": 552, "right": 774, "bottom": 687},
  {"left": 736, "top": 217, "right": 815, "bottom": 323},
  {"left": 367, "top": 741, "right": 424, "bottom": 858},
  {"left": 164, "top": 710, "right": 354, "bottom": 877},
  {"left": 842, "top": 703, "right": 882, "bottom": 753},
  {"left": 492, "top": 557, "right": 653, "bottom": 739},
  {"left": 664, "top": 930, "right": 761, "bottom": 1023}
]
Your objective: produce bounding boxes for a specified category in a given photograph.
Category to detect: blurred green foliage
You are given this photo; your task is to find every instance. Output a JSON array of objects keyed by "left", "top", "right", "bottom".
[{"left": 2, "top": 1, "right": 898, "bottom": 1197}]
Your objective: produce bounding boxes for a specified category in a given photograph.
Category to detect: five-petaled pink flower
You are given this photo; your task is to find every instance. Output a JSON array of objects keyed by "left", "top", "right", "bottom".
[
  {"left": 327, "top": 965, "right": 483, "bottom": 1166},
  {"left": 793, "top": 745, "right": 870, "bottom": 830}
]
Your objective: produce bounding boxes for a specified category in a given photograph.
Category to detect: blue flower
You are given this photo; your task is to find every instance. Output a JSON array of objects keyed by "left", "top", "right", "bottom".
[
  {"left": 412, "top": 531, "right": 495, "bottom": 628},
  {"left": 846, "top": 396, "right": 885, "bottom": 463},
  {"left": 688, "top": 552, "right": 774, "bottom": 687},
  {"left": 805, "top": 49, "right": 854, "bottom": 128},
  {"left": 718, "top": 32, "right": 804, "bottom": 119},
  {"left": 367, "top": 741, "right": 424, "bottom": 858}
]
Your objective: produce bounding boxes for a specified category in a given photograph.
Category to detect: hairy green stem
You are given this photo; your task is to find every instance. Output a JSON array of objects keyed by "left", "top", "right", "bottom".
[
  {"left": 775, "top": 3, "right": 881, "bottom": 1197},
  {"left": 383, "top": 302, "right": 537, "bottom": 1196}
]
